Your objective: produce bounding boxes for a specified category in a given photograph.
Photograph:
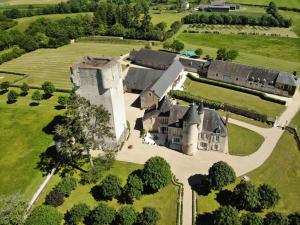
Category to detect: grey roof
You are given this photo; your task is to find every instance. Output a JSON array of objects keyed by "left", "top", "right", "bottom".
[
  {"left": 182, "top": 103, "right": 202, "bottom": 124},
  {"left": 208, "top": 60, "right": 279, "bottom": 84},
  {"left": 143, "top": 96, "right": 173, "bottom": 120},
  {"left": 124, "top": 67, "right": 164, "bottom": 91},
  {"left": 276, "top": 72, "right": 297, "bottom": 87},
  {"left": 130, "top": 48, "right": 177, "bottom": 70},
  {"left": 72, "top": 56, "right": 119, "bottom": 70},
  {"left": 203, "top": 109, "right": 227, "bottom": 136},
  {"left": 179, "top": 58, "right": 208, "bottom": 71},
  {"left": 150, "top": 60, "right": 184, "bottom": 99}
]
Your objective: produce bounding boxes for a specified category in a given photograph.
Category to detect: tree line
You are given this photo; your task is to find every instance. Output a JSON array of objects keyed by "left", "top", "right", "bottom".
[{"left": 183, "top": 2, "right": 292, "bottom": 28}]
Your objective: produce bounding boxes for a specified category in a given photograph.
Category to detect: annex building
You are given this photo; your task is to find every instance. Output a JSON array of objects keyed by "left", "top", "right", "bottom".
[{"left": 198, "top": 1, "right": 240, "bottom": 12}]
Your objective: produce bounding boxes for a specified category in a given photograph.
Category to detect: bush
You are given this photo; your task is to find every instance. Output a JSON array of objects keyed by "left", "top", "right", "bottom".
[
  {"left": 123, "top": 174, "right": 144, "bottom": 203},
  {"left": 116, "top": 206, "right": 138, "bottom": 225},
  {"left": 54, "top": 176, "right": 77, "bottom": 197},
  {"left": 241, "top": 213, "right": 263, "bottom": 225},
  {"left": 25, "top": 205, "right": 63, "bottom": 225},
  {"left": 20, "top": 82, "right": 29, "bottom": 95},
  {"left": 0, "top": 81, "right": 9, "bottom": 91},
  {"left": 257, "top": 184, "right": 280, "bottom": 210},
  {"left": 45, "top": 189, "right": 64, "bottom": 207},
  {"left": 42, "top": 81, "right": 55, "bottom": 96},
  {"left": 136, "top": 207, "right": 161, "bottom": 225},
  {"left": 288, "top": 212, "right": 300, "bottom": 225},
  {"left": 263, "top": 212, "right": 289, "bottom": 225},
  {"left": 64, "top": 203, "right": 90, "bottom": 225},
  {"left": 7, "top": 90, "right": 18, "bottom": 103},
  {"left": 208, "top": 161, "right": 236, "bottom": 190},
  {"left": 99, "top": 175, "right": 122, "bottom": 199},
  {"left": 80, "top": 166, "right": 102, "bottom": 185},
  {"left": 142, "top": 156, "right": 172, "bottom": 192},
  {"left": 57, "top": 95, "right": 68, "bottom": 107},
  {"left": 31, "top": 90, "right": 42, "bottom": 103},
  {"left": 89, "top": 203, "right": 116, "bottom": 225},
  {"left": 212, "top": 206, "right": 241, "bottom": 225}
]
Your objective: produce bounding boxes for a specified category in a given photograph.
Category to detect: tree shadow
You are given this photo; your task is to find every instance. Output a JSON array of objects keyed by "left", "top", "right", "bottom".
[
  {"left": 196, "top": 212, "right": 214, "bottom": 225},
  {"left": 36, "top": 145, "right": 60, "bottom": 176},
  {"left": 0, "top": 90, "right": 8, "bottom": 95},
  {"left": 43, "top": 94, "right": 52, "bottom": 99},
  {"left": 20, "top": 92, "right": 28, "bottom": 97},
  {"left": 29, "top": 102, "right": 39, "bottom": 106},
  {"left": 188, "top": 174, "right": 210, "bottom": 196},
  {"left": 54, "top": 105, "right": 65, "bottom": 110},
  {"left": 6, "top": 100, "right": 17, "bottom": 104},
  {"left": 42, "top": 115, "right": 65, "bottom": 135},
  {"left": 216, "top": 189, "right": 234, "bottom": 206}
]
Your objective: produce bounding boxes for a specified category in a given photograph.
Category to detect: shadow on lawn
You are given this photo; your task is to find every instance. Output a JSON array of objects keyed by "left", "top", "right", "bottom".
[
  {"left": 36, "top": 145, "right": 60, "bottom": 176},
  {"left": 196, "top": 212, "right": 214, "bottom": 225},
  {"left": 42, "top": 115, "right": 65, "bottom": 135}
]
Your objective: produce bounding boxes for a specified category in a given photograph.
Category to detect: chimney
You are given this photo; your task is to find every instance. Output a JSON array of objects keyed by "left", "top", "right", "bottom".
[{"left": 225, "top": 113, "right": 230, "bottom": 126}]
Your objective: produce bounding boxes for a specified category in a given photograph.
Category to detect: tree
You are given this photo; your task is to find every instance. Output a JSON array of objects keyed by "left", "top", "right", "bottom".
[
  {"left": 89, "top": 203, "right": 116, "bottom": 225},
  {"left": 226, "top": 50, "right": 238, "bottom": 61},
  {"left": 137, "top": 207, "right": 160, "bottom": 225},
  {"left": 25, "top": 205, "right": 63, "bottom": 225},
  {"left": 116, "top": 206, "right": 138, "bottom": 225},
  {"left": 212, "top": 206, "right": 241, "bottom": 225},
  {"left": 163, "top": 40, "right": 172, "bottom": 50},
  {"left": 266, "top": 1, "right": 278, "bottom": 15},
  {"left": 195, "top": 48, "right": 203, "bottom": 58},
  {"left": 57, "top": 95, "right": 68, "bottom": 107},
  {"left": 232, "top": 180, "right": 260, "bottom": 211},
  {"left": 123, "top": 174, "right": 144, "bottom": 203},
  {"left": 65, "top": 203, "right": 90, "bottom": 225},
  {"left": 241, "top": 213, "right": 263, "bottom": 225},
  {"left": 142, "top": 156, "right": 172, "bottom": 192},
  {"left": 31, "top": 90, "right": 42, "bottom": 104},
  {"left": 0, "top": 81, "right": 9, "bottom": 92},
  {"left": 99, "top": 175, "right": 122, "bottom": 199},
  {"left": 257, "top": 184, "right": 280, "bottom": 210},
  {"left": 42, "top": 81, "right": 55, "bottom": 96},
  {"left": 155, "top": 22, "right": 167, "bottom": 31},
  {"left": 263, "top": 212, "right": 288, "bottom": 225},
  {"left": 171, "top": 40, "right": 184, "bottom": 52},
  {"left": 0, "top": 193, "right": 27, "bottom": 225},
  {"left": 7, "top": 90, "right": 18, "bottom": 103},
  {"left": 288, "top": 212, "right": 300, "bottom": 225},
  {"left": 216, "top": 48, "right": 227, "bottom": 60},
  {"left": 208, "top": 161, "right": 236, "bottom": 190},
  {"left": 20, "top": 82, "right": 29, "bottom": 95},
  {"left": 45, "top": 189, "right": 64, "bottom": 207},
  {"left": 110, "top": 23, "right": 126, "bottom": 37},
  {"left": 54, "top": 176, "right": 77, "bottom": 197}
]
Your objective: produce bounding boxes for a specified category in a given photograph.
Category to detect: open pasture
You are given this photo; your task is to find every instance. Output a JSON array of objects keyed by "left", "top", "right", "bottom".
[
  {"left": 0, "top": 42, "right": 143, "bottom": 89},
  {"left": 230, "top": 0, "right": 300, "bottom": 9},
  {"left": 0, "top": 0, "right": 66, "bottom": 5}
]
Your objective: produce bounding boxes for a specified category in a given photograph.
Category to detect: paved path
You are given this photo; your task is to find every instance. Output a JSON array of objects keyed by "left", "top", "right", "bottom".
[{"left": 114, "top": 91, "right": 300, "bottom": 225}]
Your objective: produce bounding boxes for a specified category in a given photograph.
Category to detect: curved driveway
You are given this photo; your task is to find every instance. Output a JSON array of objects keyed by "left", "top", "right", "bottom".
[{"left": 115, "top": 91, "right": 300, "bottom": 225}]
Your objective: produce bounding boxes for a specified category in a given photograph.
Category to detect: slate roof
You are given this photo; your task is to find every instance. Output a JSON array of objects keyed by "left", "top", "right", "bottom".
[
  {"left": 182, "top": 103, "right": 202, "bottom": 124},
  {"left": 124, "top": 67, "right": 164, "bottom": 91},
  {"left": 202, "top": 108, "right": 227, "bottom": 136},
  {"left": 276, "top": 72, "right": 297, "bottom": 87},
  {"left": 208, "top": 60, "right": 279, "bottom": 84},
  {"left": 179, "top": 58, "right": 208, "bottom": 71},
  {"left": 150, "top": 60, "right": 184, "bottom": 99},
  {"left": 130, "top": 48, "right": 177, "bottom": 69}
]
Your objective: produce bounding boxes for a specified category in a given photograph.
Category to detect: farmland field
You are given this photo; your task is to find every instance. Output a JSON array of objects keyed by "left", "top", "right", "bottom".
[
  {"left": 231, "top": 0, "right": 300, "bottom": 8},
  {"left": 0, "top": 0, "right": 66, "bottom": 5},
  {"left": 151, "top": 11, "right": 187, "bottom": 27},
  {"left": 0, "top": 42, "right": 143, "bottom": 89}
]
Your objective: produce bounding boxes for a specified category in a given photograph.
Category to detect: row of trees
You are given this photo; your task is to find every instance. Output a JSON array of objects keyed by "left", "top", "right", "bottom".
[{"left": 216, "top": 48, "right": 239, "bottom": 61}]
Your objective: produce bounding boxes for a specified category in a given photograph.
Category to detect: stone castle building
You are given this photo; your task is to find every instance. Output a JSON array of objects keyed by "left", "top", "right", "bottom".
[{"left": 71, "top": 56, "right": 127, "bottom": 147}]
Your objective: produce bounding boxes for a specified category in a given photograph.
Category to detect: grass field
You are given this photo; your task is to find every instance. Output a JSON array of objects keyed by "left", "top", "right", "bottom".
[
  {"left": 0, "top": 88, "right": 66, "bottom": 200},
  {"left": 231, "top": 0, "right": 300, "bottom": 8},
  {"left": 227, "top": 124, "right": 264, "bottom": 156},
  {"left": 0, "top": 42, "right": 143, "bottom": 89},
  {"left": 184, "top": 79, "right": 286, "bottom": 118},
  {"left": 177, "top": 33, "right": 300, "bottom": 75},
  {"left": 36, "top": 161, "right": 178, "bottom": 225},
  {"left": 281, "top": 10, "right": 300, "bottom": 36},
  {"left": 11, "top": 12, "right": 92, "bottom": 32},
  {"left": 0, "top": 0, "right": 66, "bottom": 5},
  {"left": 151, "top": 11, "right": 186, "bottom": 27},
  {"left": 247, "top": 131, "right": 300, "bottom": 213}
]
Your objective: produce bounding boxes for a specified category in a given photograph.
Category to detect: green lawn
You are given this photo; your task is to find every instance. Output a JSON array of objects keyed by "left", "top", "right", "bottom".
[
  {"left": 184, "top": 79, "right": 286, "bottom": 118},
  {"left": 0, "top": 0, "right": 66, "bottom": 5},
  {"left": 151, "top": 11, "right": 186, "bottom": 27},
  {"left": 247, "top": 131, "right": 300, "bottom": 213},
  {"left": 227, "top": 124, "right": 264, "bottom": 156},
  {"left": 177, "top": 33, "right": 300, "bottom": 74},
  {"left": 36, "top": 161, "right": 179, "bottom": 225},
  {"left": 0, "top": 88, "right": 66, "bottom": 200},
  {"left": 0, "top": 42, "right": 143, "bottom": 89},
  {"left": 281, "top": 10, "right": 300, "bottom": 36},
  {"left": 231, "top": 0, "right": 300, "bottom": 8},
  {"left": 11, "top": 12, "right": 92, "bottom": 32}
]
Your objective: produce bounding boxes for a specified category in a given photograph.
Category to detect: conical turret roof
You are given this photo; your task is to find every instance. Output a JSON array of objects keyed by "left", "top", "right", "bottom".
[
  {"left": 198, "top": 100, "right": 204, "bottom": 114},
  {"left": 183, "top": 103, "right": 201, "bottom": 124}
]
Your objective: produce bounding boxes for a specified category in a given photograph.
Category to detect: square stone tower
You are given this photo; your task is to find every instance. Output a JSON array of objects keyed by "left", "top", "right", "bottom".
[{"left": 70, "top": 56, "right": 127, "bottom": 148}]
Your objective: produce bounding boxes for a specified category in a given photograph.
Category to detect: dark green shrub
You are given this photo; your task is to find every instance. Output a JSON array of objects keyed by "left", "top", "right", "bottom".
[
  {"left": 20, "top": 82, "right": 29, "bottom": 95},
  {"left": 45, "top": 189, "right": 64, "bottom": 207},
  {"left": 42, "top": 81, "right": 55, "bottom": 96},
  {"left": 263, "top": 212, "right": 289, "bottom": 225},
  {"left": 116, "top": 206, "right": 138, "bottom": 225},
  {"left": 25, "top": 205, "right": 63, "bottom": 225},
  {"left": 257, "top": 184, "right": 280, "bottom": 210},
  {"left": 57, "top": 95, "right": 68, "bottom": 107},
  {"left": 64, "top": 203, "right": 90, "bottom": 225},
  {"left": 31, "top": 90, "right": 42, "bottom": 104},
  {"left": 288, "top": 212, "right": 300, "bottom": 225},
  {"left": 55, "top": 176, "right": 77, "bottom": 197},
  {"left": 137, "top": 207, "right": 161, "bottom": 225},
  {"left": 241, "top": 213, "right": 263, "bottom": 225},
  {"left": 7, "top": 90, "right": 18, "bottom": 103},
  {"left": 89, "top": 203, "right": 116, "bottom": 225},
  {"left": 212, "top": 206, "right": 241, "bottom": 225},
  {"left": 80, "top": 166, "right": 102, "bottom": 185},
  {"left": 123, "top": 174, "right": 144, "bottom": 203},
  {"left": 208, "top": 161, "right": 236, "bottom": 190},
  {"left": 99, "top": 175, "right": 122, "bottom": 199},
  {"left": 0, "top": 81, "right": 9, "bottom": 92}
]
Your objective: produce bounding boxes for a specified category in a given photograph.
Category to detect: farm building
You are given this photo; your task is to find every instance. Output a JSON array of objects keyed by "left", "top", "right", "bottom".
[{"left": 198, "top": 1, "right": 240, "bottom": 12}]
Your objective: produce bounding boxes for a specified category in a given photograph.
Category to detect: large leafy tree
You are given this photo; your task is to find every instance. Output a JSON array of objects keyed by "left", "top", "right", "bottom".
[
  {"left": 0, "top": 193, "right": 27, "bottom": 225},
  {"left": 65, "top": 203, "right": 90, "bottom": 225},
  {"left": 288, "top": 212, "right": 300, "bottom": 225},
  {"left": 208, "top": 161, "right": 236, "bottom": 190},
  {"left": 116, "top": 206, "right": 138, "bottom": 225},
  {"left": 137, "top": 207, "right": 160, "bottom": 225},
  {"left": 241, "top": 213, "right": 263, "bottom": 225},
  {"left": 212, "top": 206, "right": 241, "bottom": 225},
  {"left": 89, "top": 203, "right": 116, "bottom": 225},
  {"left": 99, "top": 175, "right": 122, "bottom": 199},
  {"left": 123, "top": 174, "right": 144, "bottom": 203},
  {"left": 257, "top": 184, "right": 280, "bottom": 210},
  {"left": 54, "top": 93, "right": 114, "bottom": 170},
  {"left": 142, "top": 156, "right": 172, "bottom": 192},
  {"left": 42, "top": 81, "right": 55, "bottom": 96},
  {"left": 263, "top": 212, "right": 289, "bottom": 225},
  {"left": 25, "top": 205, "right": 63, "bottom": 225}
]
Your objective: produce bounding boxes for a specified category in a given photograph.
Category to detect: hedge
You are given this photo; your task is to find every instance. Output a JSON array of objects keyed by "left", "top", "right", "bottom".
[
  {"left": 187, "top": 74, "right": 286, "bottom": 105},
  {"left": 172, "top": 175, "right": 184, "bottom": 225},
  {"left": 169, "top": 90, "right": 269, "bottom": 122}
]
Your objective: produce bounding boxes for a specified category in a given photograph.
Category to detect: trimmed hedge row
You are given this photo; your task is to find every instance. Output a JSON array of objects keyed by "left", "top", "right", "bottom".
[
  {"left": 187, "top": 74, "right": 286, "bottom": 105},
  {"left": 169, "top": 90, "right": 269, "bottom": 122}
]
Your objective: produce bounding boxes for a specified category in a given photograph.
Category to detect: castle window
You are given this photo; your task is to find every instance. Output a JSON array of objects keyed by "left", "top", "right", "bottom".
[
  {"left": 236, "top": 77, "right": 238, "bottom": 81},
  {"left": 215, "top": 136, "right": 220, "bottom": 142},
  {"left": 173, "top": 137, "right": 181, "bottom": 143},
  {"left": 200, "top": 142, "right": 208, "bottom": 150},
  {"left": 212, "top": 144, "right": 219, "bottom": 151},
  {"left": 149, "top": 92, "right": 152, "bottom": 96},
  {"left": 216, "top": 73, "right": 218, "bottom": 77}
]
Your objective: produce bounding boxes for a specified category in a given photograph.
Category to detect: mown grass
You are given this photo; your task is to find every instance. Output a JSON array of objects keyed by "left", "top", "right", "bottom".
[
  {"left": 0, "top": 42, "right": 143, "bottom": 89},
  {"left": 177, "top": 33, "right": 300, "bottom": 75},
  {"left": 36, "top": 161, "right": 178, "bottom": 225},
  {"left": 151, "top": 11, "right": 187, "bottom": 27},
  {"left": 230, "top": 0, "right": 300, "bottom": 8},
  {"left": 0, "top": 0, "right": 66, "bottom": 5},
  {"left": 0, "top": 88, "right": 67, "bottom": 200},
  {"left": 227, "top": 124, "right": 264, "bottom": 156},
  {"left": 183, "top": 79, "right": 286, "bottom": 118}
]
